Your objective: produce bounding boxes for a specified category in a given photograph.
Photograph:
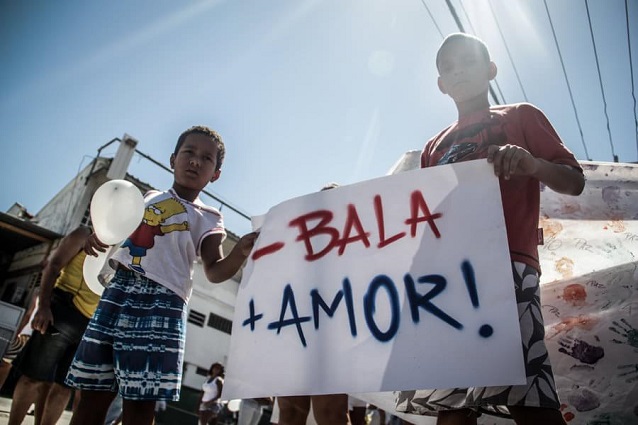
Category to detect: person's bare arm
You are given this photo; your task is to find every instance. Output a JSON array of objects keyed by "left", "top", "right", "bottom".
[
  {"left": 487, "top": 144, "right": 585, "bottom": 195},
  {"left": 200, "top": 232, "right": 258, "bottom": 283},
  {"left": 214, "top": 379, "right": 223, "bottom": 401},
  {"left": 32, "top": 226, "right": 91, "bottom": 334},
  {"left": 15, "top": 288, "right": 38, "bottom": 335}
]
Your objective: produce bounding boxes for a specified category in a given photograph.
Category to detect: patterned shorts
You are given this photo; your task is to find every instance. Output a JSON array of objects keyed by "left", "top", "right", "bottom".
[
  {"left": 395, "top": 262, "right": 561, "bottom": 418},
  {"left": 65, "top": 269, "right": 187, "bottom": 401}
]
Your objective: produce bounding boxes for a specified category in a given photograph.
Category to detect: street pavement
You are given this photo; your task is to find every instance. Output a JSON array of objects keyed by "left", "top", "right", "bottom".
[{"left": 0, "top": 396, "right": 73, "bottom": 425}]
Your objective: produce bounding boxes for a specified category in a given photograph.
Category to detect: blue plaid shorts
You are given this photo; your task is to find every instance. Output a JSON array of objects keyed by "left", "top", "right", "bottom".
[{"left": 65, "top": 269, "right": 187, "bottom": 401}]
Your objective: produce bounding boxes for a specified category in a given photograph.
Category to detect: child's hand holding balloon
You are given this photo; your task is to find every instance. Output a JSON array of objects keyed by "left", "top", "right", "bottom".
[
  {"left": 82, "top": 180, "right": 144, "bottom": 295},
  {"left": 84, "top": 233, "right": 110, "bottom": 256}
]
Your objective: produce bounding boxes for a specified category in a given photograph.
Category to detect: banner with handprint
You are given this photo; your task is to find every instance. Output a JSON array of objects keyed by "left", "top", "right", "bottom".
[{"left": 538, "top": 162, "right": 638, "bottom": 424}]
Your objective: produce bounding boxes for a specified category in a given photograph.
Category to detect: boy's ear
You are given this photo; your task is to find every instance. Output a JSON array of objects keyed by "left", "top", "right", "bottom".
[
  {"left": 211, "top": 169, "right": 221, "bottom": 182},
  {"left": 489, "top": 61, "right": 498, "bottom": 80},
  {"left": 169, "top": 153, "right": 175, "bottom": 169},
  {"left": 437, "top": 76, "right": 448, "bottom": 95}
]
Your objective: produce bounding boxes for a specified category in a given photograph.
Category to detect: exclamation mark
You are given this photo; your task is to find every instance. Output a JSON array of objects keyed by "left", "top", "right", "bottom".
[{"left": 462, "top": 260, "right": 493, "bottom": 338}]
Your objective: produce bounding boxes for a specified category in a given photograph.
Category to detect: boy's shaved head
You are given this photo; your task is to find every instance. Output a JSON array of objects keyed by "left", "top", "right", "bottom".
[{"left": 436, "top": 33, "right": 491, "bottom": 71}]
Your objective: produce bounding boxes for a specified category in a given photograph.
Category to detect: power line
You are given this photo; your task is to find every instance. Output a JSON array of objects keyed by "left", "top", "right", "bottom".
[
  {"left": 457, "top": 0, "right": 477, "bottom": 34},
  {"left": 487, "top": 0, "right": 528, "bottom": 102},
  {"left": 418, "top": 0, "right": 444, "bottom": 38},
  {"left": 542, "top": 0, "right": 592, "bottom": 160},
  {"left": 585, "top": 0, "right": 618, "bottom": 162},
  {"left": 626, "top": 0, "right": 638, "bottom": 160}
]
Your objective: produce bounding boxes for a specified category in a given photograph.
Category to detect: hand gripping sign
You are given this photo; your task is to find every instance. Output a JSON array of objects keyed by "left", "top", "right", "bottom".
[{"left": 224, "top": 160, "right": 525, "bottom": 399}]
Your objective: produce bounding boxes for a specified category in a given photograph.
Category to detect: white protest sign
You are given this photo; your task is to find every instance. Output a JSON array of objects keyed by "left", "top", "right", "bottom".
[{"left": 224, "top": 159, "right": 525, "bottom": 399}]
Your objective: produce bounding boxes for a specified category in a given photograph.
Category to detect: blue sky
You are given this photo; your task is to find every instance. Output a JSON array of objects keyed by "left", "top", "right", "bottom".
[{"left": 1, "top": 0, "right": 637, "bottom": 236}]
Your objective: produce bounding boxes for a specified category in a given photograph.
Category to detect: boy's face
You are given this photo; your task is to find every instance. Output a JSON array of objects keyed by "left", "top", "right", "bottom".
[
  {"left": 170, "top": 133, "right": 221, "bottom": 197},
  {"left": 437, "top": 40, "right": 496, "bottom": 103}
]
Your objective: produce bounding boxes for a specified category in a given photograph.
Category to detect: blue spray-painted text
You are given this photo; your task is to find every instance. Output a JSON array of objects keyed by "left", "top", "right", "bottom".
[{"left": 242, "top": 260, "right": 492, "bottom": 347}]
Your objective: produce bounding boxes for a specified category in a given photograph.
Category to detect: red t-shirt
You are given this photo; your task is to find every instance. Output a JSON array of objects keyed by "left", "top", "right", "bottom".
[{"left": 421, "top": 103, "right": 582, "bottom": 272}]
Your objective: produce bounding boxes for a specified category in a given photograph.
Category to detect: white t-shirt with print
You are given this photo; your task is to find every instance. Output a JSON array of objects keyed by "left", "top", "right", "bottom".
[{"left": 105, "top": 188, "right": 226, "bottom": 301}]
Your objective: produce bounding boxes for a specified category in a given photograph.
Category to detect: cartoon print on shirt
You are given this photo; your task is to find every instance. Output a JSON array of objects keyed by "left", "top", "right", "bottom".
[
  {"left": 435, "top": 115, "right": 508, "bottom": 165},
  {"left": 121, "top": 197, "right": 189, "bottom": 274}
]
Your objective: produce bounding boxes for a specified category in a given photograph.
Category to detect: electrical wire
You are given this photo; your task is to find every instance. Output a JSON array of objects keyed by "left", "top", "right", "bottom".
[
  {"left": 487, "top": 0, "right": 528, "bottom": 102},
  {"left": 457, "top": 0, "right": 477, "bottom": 34},
  {"left": 418, "top": 0, "right": 444, "bottom": 38},
  {"left": 585, "top": 0, "right": 618, "bottom": 162},
  {"left": 542, "top": 0, "right": 592, "bottom": 160},
  {"left": 626, "top": 0, "right": 638, "bottom": 160}
]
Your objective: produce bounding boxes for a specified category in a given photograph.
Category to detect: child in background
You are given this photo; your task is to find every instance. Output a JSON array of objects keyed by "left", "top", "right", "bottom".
[
  {"left": 66, "top": 125, "right": 258, "bottom": 425},
  {"left": 395, "top": 33, "right": 584, "bottom": 425},
  {"left": 197, "top": 362, "right": 224, "bottom": 425}
]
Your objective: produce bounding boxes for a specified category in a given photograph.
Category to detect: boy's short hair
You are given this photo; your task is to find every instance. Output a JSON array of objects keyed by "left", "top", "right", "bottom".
[
  {"left": 435, "top": 33, "right": 491, "bottom": 71},
  {"left": 174, "top": 125, "right": 225, "bottom": 172}
]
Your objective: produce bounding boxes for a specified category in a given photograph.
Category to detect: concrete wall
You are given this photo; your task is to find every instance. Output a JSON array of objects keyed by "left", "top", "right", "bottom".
[{"left": 35, "top": 158, "right": 110, "bottom": 235}]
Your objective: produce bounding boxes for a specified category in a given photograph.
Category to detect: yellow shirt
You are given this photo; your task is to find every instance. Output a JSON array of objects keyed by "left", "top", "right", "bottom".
[{"left": 54, "top": 251, "right": 100, "bottom": 318}]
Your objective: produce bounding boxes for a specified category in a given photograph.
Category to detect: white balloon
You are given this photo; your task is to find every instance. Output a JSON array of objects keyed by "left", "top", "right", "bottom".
[
  {"left": 91, "top": 180, "right": 144, "bottom": 245},
  {"left": 83, "top": 250, "right": 110, "bottom": 295}
]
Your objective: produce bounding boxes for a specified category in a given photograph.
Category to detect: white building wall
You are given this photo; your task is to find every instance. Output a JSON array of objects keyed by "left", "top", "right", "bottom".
[
  {"left": 36, "top": 158, "right": 110, "bottom": 234},
  {"left": 182, "top": 258, "right": 241, "bottom": 390},
  {"left": 7, "top": 242, "right": 52, "bottom": 272}
]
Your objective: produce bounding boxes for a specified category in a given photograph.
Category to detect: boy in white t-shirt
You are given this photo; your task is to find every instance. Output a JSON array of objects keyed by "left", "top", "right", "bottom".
[{"left": 66, "top": 126, "right": 258, "bottom": 425}]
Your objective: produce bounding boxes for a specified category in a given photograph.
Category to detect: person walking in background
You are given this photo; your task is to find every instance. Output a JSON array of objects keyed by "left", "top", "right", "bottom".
[
  {"left": 8, "top": 226, "right": 98, "bottom": 425},
  {"left": 197, "top": 362, "right": 225, "bottom": 425},
  {"left": 395, "top": 33, "right": 584, "bottom": 425},
  {"left": 65, "top": 125, "right": 257, "bottom": 425}
]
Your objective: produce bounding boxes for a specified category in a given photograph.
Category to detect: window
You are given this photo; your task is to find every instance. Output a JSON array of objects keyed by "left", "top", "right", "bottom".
[
  {"left": 207, "top": 312, "right": 232, "bottom": 334},
  {"left": 188, "top": 309, "right": 206, "bottom": 327},
  {"left": 195, "top": 366, "right": 209, "bottom": 376},
  {"left": 80, "top": 205, "right": 91, "bottom": 227}
]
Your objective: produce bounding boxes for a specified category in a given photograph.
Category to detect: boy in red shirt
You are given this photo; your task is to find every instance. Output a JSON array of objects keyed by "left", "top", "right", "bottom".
[{"left": 396, "top": 33, "right": 584, "bottom": 425}]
